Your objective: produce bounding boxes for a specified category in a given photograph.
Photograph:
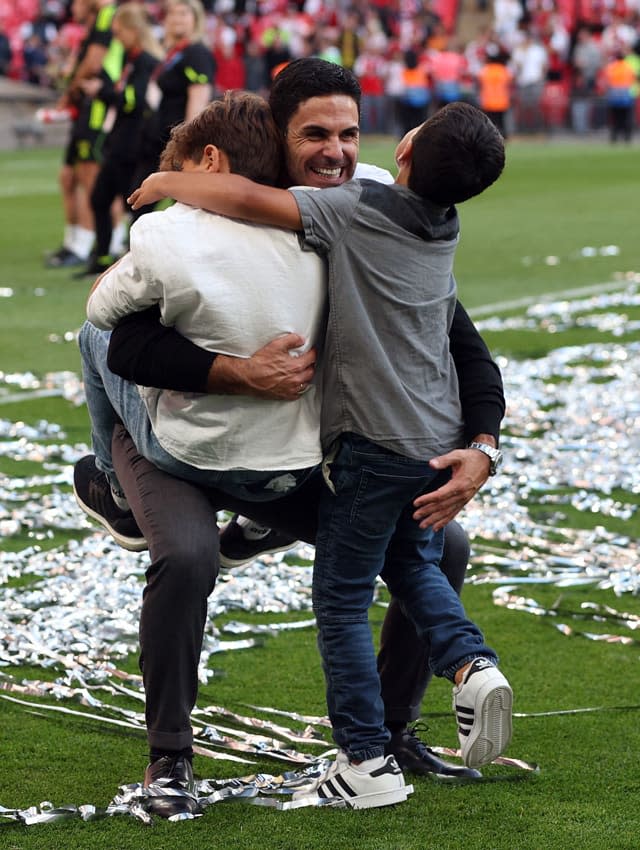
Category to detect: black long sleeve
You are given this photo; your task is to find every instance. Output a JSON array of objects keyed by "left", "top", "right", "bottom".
[
  {"left": 107, "top": 306, "right": 216, "bottom": 393},
  {"left": 449, "top": 300, "right": 505, "bottom": 445}
]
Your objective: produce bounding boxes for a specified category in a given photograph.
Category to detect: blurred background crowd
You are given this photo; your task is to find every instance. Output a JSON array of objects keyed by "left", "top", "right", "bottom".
[
  {"left": 2, "top": 0, "right": 638, "bottom": 272},
  {"left": 1, "top": 0, "right": 639, "bottom": 139}
]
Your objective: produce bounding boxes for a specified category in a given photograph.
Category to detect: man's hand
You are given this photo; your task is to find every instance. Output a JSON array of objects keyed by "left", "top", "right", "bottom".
[
  {"left": 128, "top": 173, "right": 169, "bottom": 210},
  {"left": 413, "top": 447, "right": 492, "bottom": 530},
  {"left": 207, "top": 333, "right": 317, "bottom": 400}
]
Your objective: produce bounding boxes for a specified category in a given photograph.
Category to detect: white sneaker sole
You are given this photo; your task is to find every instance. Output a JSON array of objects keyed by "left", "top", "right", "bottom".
[
  {"left": 461, "top": 682, "right": 513, "bottom": 768},
  {"left": 348, "top": 783, "right": 414, "bottom": 809},
  {"left": 297, "top": 783, "right": 413, "bottom": 810},
  {"left": 73, "top": 484, "right": 148, "bottom": 553},
  {"left": 218, "top": 539, "right": 297, "bottom": 569}
]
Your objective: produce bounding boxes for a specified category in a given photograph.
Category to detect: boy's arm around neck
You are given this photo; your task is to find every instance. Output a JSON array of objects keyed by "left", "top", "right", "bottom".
[{"left": 128, "top": 172, "right": 302, "bottom": 230}]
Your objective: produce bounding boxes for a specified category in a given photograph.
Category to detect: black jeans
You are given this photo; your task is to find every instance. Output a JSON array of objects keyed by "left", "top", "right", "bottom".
[{"left": 112, "top": 424, "right": 468, "bottom": 750}]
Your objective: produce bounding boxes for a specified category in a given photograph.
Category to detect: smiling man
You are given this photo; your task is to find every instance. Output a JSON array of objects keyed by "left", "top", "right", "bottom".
[{"left": 270, "top": 58, "right": 392, "bottom": 189}]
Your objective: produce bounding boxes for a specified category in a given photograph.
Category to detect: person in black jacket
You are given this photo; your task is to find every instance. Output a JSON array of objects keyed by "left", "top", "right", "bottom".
[
  {"left": 77, "top": 3, "right": 163, "bottom": 276},
  {"left": 74, "top": 59, "right": 505, "bottom": 814},
  {"left": 45, "top": 0, "right": 119, "bottom": 269},
  {"left": 127, "top": 0, "right": 215, "bottom": 223}
]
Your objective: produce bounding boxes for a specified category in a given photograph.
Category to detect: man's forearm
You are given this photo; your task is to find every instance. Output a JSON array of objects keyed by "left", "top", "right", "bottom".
[
  {"left": 108, "top": 308, "right": 316, "bottom": 400},
  {"left": 108, "top": 307, "right": 216, "bottom": 392}
]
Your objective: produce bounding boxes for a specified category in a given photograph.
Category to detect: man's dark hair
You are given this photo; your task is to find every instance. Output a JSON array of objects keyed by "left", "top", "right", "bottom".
[
  {"left": 408, "top": 102, "right": 505, "bottom": 207},
  {"left": 159, "top": 91, "right": 282, "bottom": 185},
  {"left": 269, "top": 58, "right": 361, "bottom": 134}
]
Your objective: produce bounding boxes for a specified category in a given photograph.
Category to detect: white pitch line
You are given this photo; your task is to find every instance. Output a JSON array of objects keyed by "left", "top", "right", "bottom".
[
  {"left": 0, "top": 388, "right": 63, "bottom": 405},
  {"left": 468, "top": 279, "right": 634, "bottom": 318},
  {"left": 0, "top": 184, "right": 58, "bottom": 198}
]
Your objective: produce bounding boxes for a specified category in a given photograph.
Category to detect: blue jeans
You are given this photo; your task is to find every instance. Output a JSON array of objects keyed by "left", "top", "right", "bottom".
[
  {"left": 313, "top": 433, "right": 496, "bottom": 762},
  {"left": 78, "top": 320, "right": 316, "bottom": 501}
]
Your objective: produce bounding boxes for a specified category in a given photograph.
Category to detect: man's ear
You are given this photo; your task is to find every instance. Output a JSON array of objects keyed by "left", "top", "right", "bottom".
[{"left": 204, "top": 144, "right": 221, "bottom": 172}]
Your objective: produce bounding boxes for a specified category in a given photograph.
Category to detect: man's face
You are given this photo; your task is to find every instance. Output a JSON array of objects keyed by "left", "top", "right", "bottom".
[{"left": 283, "top": 95, "right": 360, "bottom": 188}]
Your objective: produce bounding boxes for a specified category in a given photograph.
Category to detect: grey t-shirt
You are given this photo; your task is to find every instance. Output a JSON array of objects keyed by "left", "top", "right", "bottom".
[{"left": 291, "top": 178, "right": 464, "bottom": 460}]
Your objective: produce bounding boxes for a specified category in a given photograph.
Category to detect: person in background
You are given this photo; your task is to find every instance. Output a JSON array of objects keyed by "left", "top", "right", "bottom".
[
  {"left": 127, "top": 0, "right": 214, "bottom": 222},
  {"left": 45, "top": 0, "right": 121, "bottom": 269},
  {"left": 510, "top": 27, "right": 548, "bottom": 134},
  {"left": 398, "top": 48, "right": 431, "bottom": 135},
  {"left": 0, "top": 24, "right": 12, "bottom": 76},
  {"left": 428, "top": 35, "right": 468, "bottom": 110},
  {"left": 76, "top": 2, "right": 163, "bottom": 277},
  {"left": 477, "top": 50, "right": 513, "bottom": 137},
  {"left": 601, "top": 48, "right": 638, "bottom": 143},
  {"left": 22, "top": 33, "right": 50, "bottom": 85}
]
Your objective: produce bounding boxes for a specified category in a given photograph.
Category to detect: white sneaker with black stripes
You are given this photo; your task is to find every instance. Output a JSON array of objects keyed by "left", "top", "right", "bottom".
[
  {"left": 453, "top": 657, "right": 513, "bottom": 768},
  {"left": 291, "top": 751, "right": 412, "bottom": 809}
]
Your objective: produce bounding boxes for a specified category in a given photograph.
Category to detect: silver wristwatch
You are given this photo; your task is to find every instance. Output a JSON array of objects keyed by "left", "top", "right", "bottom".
[{"left": 468, "top": 442, "right": 503, "bottom": 475}]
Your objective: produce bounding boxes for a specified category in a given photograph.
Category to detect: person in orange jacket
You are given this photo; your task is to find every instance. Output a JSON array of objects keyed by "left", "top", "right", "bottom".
[
  {"left": 477, "top": 51, "right": 513, "bottom": 137},
  {"left": 602, "top": 49, "right": 638, "bottom": 142}
]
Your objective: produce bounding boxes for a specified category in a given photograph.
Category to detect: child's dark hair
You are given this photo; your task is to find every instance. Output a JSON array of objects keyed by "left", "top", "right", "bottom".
[
  {"left": 409, "top": 102, "right": 505, "bottom": 207},
  {"left": 159, "top": 91, "right": 282, "bottom": 186}
]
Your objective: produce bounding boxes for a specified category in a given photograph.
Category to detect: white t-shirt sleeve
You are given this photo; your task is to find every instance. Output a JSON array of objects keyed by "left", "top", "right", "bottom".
[
  {"left": 86, "top": 220, "right": 162, "bottom": 329},
  {"left": 354, "top": 161, "right": 395, "bottom": 185}
]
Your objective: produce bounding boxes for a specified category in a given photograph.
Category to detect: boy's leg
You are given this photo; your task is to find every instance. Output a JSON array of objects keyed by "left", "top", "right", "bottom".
[
  {"left": 299, "top": 438, "right": 414, "bottom": 808},
  {"left": 383, "top": 505, "right": 512, "bottom": 768},
  {"left": 378, "top": 520, "right": 469, "bottom": 725},
  {"left": 296, "top": 435, "right": 459, "bottom": 807},
  {"left": 218, "top": 495, "right": 481, "bottom": 776},
  {"left": 312, "top": 438, "right": 421, "bottom": 763},
  {"left": 378, "top": 520, "right": 481, "bottom": 778},
  {"left": 383, "top": 516, "right": 493, "bottom": 680},
  {"left": 78, "top": 319, "right": 150, "bottom": 491},
  {"left": 77, "top": 319, "right": 207, "bottom": 550},
  {"left": 76, "top": 321, "right": 151, "bottom": 549}
]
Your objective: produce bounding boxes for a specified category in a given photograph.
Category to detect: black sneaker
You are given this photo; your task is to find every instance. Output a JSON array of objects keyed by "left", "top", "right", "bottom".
[
  {"left": 386, "top": 725, "right": 482, "bottom": 779},
  {"left": 218, "top": 514, "right": 298, "bottom": 568},
  {"left": 143, "top": 755, "right": 200, "bottom": 818},
  {"left": 45, "top": 247, "right": 84, "bottom": 268},
  {"left": 73, "top": 455, "right": 147, "bottom": 552}
]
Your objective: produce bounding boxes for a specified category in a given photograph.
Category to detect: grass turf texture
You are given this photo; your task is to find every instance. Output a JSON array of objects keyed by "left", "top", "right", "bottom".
[{"left": 1, "top": 140, "right": 640, "bottom": 849}]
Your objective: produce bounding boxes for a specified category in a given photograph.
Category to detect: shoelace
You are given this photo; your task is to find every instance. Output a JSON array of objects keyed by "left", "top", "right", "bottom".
[{"left": 404, "top": 723, "right": 433, "bottom": 756}]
